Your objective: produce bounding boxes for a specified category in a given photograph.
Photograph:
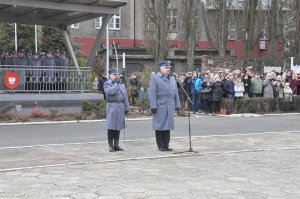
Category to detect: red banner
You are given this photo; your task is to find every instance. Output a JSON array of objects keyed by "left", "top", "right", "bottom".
[{"left": 4, "top": 71, "right": 19, "bottom": 90}]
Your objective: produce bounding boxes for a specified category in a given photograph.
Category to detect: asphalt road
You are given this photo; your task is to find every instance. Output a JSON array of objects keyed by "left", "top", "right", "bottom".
[{"left": 0, "top": 114, "right": 299, "bottom": 147}]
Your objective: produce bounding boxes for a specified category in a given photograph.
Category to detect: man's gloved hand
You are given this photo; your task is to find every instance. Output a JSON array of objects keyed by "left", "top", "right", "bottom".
[
  {"left": 176, "top": 108, "right": 180, "bottom": 113},
  {"left": 114, "top": 78, "right": 121, "bottom": 84},
  {"left": 151, "top": 108, "right": 157, "bottom": 114},
  {"left": 125, "top": 110, "right": 129, "bottom": 115}
]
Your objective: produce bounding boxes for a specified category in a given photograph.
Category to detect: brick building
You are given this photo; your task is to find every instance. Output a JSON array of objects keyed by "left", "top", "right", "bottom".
[{"left": 68, "top": 0, "right": 284, "bottom": 74}]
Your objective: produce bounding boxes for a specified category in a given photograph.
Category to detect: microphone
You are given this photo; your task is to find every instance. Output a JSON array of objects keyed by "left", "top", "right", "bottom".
[{"left": 173, "top": 72, "right": 179, "bottom": 77}]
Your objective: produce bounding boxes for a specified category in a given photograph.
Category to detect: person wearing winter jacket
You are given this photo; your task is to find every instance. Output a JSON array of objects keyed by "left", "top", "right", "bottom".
[
  {"left": 250, "top": 73, "right": 263, "bottom": 97},
  {"left": 283, "top": 82, "right": 293, "bottom": 102},
  {"left": 195, "top": 75, "right": 204, "bottom": 111},
  {"left": 289, "top": 74, "right": 299, "bottom": 95},
  {"left": 273, "top": 75, "right": 284, "bottom": 99},
  {"left": 211, "top": 75, "right": 225, "bottom": 115},
  {"left": 201, "top": 76, "right": 212, "bottom": 114},
  {"left": 187, "top": 74, "right": 199, "bottom": 113},
  {"left": 225, "top": 74, "right": 235, "bottom": 100},
  {"left": 242, "top": 71, "right": 252, "bottom": 98},
  {"left": 234, "top": 78, "right": 244, "bottom": 110},
  {"left": 263, "top": 73, "right": 276, "bottom": 98}
]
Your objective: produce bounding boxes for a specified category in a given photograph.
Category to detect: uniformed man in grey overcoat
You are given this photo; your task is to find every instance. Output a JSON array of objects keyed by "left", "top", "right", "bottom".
[
  {"left": 149, "top": 60, "right": 181, "bottom": 151},
  {"left": 55, "top": 51, "right": 69, "bottom": 91},
  {"left": 29, "top": 51, "right": 42, "bottom": 90},
  {"left": 14, "top": 49, "right": 29, "bottom": 90},
  {"left": 42, "top": 50, "right": 56, "bottom": 90},
  {"left": 104, "top": 68, "right": 129, "bottom": 152}
]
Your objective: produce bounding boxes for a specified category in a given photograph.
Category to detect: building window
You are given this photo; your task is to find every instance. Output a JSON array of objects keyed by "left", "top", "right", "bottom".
[
  {"left": 167, "top": 9, "right": 178, "bottom": 33},
  {"left": 95, "top": 17, "right": 103, "bottom": 29},
  {"left": 228, "top": 22, "right": 236, "bottom": 40},
  {"left": 70, "top": 23, "right": 79, "bottom": 29},
  {"left": 145, "top": 9, "right": 178, "bottom": 32},
  {"left": 109, "top": 13, "right": 120, "bottom": 30}
]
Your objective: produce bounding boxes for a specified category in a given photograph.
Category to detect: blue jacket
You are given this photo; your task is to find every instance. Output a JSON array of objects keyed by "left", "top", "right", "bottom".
[
  {"left": 225, "top": 80, "right": 235, "bottom": 94},
  {"left": 187, "top": 78, "right": 197, "bottom": 94},
  {"left": 195, "top": 77, "right": 204, "bottom": 93}
]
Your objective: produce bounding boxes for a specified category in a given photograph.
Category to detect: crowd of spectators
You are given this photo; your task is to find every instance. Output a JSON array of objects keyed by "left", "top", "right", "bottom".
[
  {"left": 176, "top": 68, "right": 300, "bottom": 115},
  {"left": 95, "top": 67, "right": 299, "bottom": 115}
]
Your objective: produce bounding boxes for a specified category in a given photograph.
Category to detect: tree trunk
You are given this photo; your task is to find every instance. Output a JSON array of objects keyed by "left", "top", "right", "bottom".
[
  {"left": 182, "top": 0, "right": 201, "bottom": 71},
  {"left": 186, "top": 0, "right": 196, "bottom": 71},
  {"left": 143, "top": 0, "right": 169, "bottom": 70},
  {"left": 218, "top": 1, "right": 226, "bottom": 56},
  {"left": 296, "top": 0, "right": 300, "bottom": 63},
  {"left": 155, "top": 0, "right": 169, "bottom": 70},
  {"left": 200, "top": 1, "right": 214, "bottom": 49},
  {"left": 187, "top": 30, "right": 195, "bottom": 71},
  {"left": 269, "top": 0, "right": 278, "bottom": 65},
  {"left": 246, "top": 0, "right": 257, "bottom": 59}
]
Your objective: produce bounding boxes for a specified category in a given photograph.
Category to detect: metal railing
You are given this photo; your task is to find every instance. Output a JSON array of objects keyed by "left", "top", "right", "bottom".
[{"left": 0, "top": 65, "right": 91, "bottom": 93}]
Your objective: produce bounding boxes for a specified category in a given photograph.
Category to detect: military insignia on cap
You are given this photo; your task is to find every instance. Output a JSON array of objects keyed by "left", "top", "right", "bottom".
[
  {"left": 159, "top": 60, "right": 172, "bottom": 67},
  {"left": 108, "top": 68, "right": 118, "bottom": 74}
]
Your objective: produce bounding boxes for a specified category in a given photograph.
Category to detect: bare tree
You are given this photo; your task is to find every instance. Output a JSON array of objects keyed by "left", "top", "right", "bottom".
[
  {"left": 282, "top": 0, "right": 299, "bottom": 62},
  {"left": 245, "top": 0, "right": 258, "bottom": 60},
  {"left": 143, "top": 0, "right": 170, "bottom": 69},
  {"left": 296, "top": 0, "right": 300, "bottom": 62},
  {"left": 218, "top": 1, "right": 227, "bottom": 56},
  {"left": 182, "top": 0, "right": 201, "bottom": 71},
  {"left": 200, "top": 1, "right": 215, "bottom": 49},
  {"left": 269, "top": 0, "right": 278, "bottom": 64},
  {"left": 206, "top": 0, "right": 230, "bottom": 57},
  {"left": 207, "top": 0, "right": 243, "bottom": 57}
]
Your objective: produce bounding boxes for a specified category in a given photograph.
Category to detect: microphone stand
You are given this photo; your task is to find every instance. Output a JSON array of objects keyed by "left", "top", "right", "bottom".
[{"left": 174, "top": 74, "right": 196, "bottom": 153}]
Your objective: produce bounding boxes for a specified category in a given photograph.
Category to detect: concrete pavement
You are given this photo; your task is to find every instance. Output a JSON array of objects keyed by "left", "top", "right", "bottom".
[{"left": 0, "top": 131, "right": 299, "bottom": 198}]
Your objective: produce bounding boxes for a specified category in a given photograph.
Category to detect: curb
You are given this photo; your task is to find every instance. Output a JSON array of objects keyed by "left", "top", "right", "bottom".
[
  {"left": 0, "top": 113, "right": 299, "bottom": 126},
  {"left": 0, "top": 117, "right": 153, "bottom": 126}
]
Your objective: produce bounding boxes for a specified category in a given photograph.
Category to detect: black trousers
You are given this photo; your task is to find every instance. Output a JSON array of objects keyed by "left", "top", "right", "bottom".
[
  {"left": 212, "top": 101, "right": 221, "bottom": 113},
  {"left": 202, "top": 99, "right": 211, "bottom": 113},
  {"left": 155, "top": 130, "right": 170, "bottom": 149},
  {"left": 107, "top": 129, "right": 121, "bottom": 147}
]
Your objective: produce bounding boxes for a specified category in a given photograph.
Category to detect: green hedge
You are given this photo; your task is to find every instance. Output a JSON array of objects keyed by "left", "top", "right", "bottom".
[
  {"left": 222, "top": 96, "right": 299, "bottom": 114},
  {"left": 81, "top": 100, "right": 107, "bottom": 119}
]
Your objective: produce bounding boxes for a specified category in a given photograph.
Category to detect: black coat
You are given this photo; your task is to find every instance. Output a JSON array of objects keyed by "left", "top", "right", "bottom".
[
  {"left": 211, "top": 81, "right": 225, "bottom": 102},
  {"left": 242, "top": 76, "right": 252, "bottom": 95},
  {"left": 98, "top": 76, "right": 108, "bottom": 99},
  {"left": 177, "top": 81, "right": 186, "bottom": 102},
  {"left": 201, "top": 82, "right": 212, "bottom": 100}
]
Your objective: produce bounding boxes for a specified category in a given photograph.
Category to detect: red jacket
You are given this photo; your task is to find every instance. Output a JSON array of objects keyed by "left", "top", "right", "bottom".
[{"left": 289, "top": 79, "right": 299, "bottom": 95}]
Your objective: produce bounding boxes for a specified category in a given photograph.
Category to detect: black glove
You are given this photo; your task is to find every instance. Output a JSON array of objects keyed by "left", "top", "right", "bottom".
[
  {"left": 176, "top": 108, "right": 180, "bottom": 113},
  {"left": 125, "top": 110, "right": 129, "bottom": 115},
  {"left": 151, "top": 108, "right": 157, "bottom": 114},
  {"left": 114, "top": 78, "right": 121, "bottom": 84}
]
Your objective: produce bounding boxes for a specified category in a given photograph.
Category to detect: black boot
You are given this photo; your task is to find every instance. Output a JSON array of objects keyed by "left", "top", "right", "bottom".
[
  {"left": 163, "top": 130, "right": 173, "bottom": 151},
  {"left": 107, "top": 130, "right": 114, "bottom": 152},
  {"left": 113, "top": 131, "right": 124, "bottom": 151},
  {"left": 156, "top": 130, "right": 166, "bottom": 151}
]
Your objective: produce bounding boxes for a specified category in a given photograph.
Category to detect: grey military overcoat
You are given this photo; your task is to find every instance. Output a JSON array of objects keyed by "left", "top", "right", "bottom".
[
  {"left": 42, "top": 57, "right": 56, "bottom": 82},
  {"left": 14, "top": 56, "right": 29, "bottom": 88},
  {"left": 104, "top": 79, "right": 129, "bottom": 130},
  {"left": 149, "top": 72, "right": 181, "bottom": 130}
]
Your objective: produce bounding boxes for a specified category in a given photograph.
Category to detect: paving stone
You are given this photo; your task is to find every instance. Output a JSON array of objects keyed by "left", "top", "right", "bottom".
[{"left": 0, "top": 132, "right": 299, "bottom": 198}]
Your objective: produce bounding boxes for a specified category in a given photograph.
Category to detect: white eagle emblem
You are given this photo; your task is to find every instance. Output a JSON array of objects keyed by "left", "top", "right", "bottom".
[{"left": 8, "top": 77, "right": 16, "bottom": 85}]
